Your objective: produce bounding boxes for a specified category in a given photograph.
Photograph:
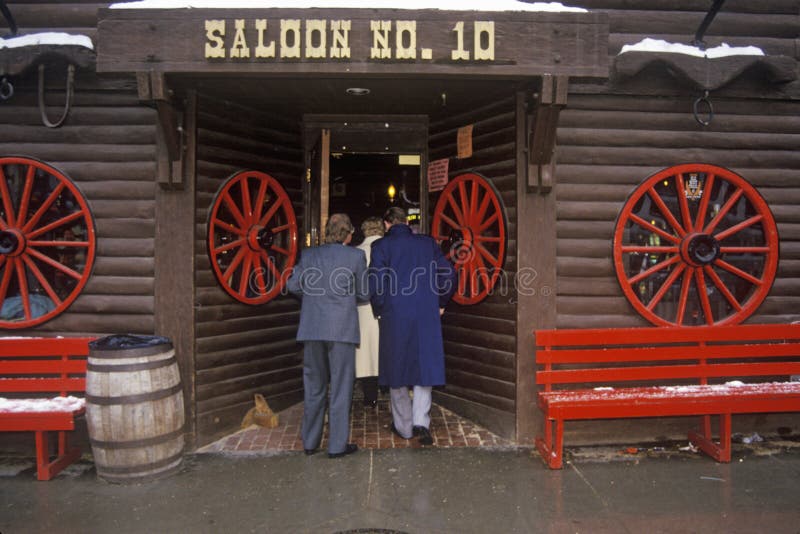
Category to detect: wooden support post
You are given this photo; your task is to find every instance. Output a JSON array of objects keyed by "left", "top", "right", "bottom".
[
  {"left": 137, "top": 71, "right": 185, "bottom": 189},
  {"left": 528, "top": 74, "right": 568, "bottom": 194}
]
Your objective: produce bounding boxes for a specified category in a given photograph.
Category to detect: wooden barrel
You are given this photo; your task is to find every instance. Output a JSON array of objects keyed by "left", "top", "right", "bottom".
[{"left": 86, "top": 335, "right": 185, "bottom": 484}]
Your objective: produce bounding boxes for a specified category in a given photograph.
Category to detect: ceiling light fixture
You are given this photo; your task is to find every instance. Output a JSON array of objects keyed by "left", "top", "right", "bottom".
[{"left": 346, "top": 87, "right": 370, "bottom": 96}]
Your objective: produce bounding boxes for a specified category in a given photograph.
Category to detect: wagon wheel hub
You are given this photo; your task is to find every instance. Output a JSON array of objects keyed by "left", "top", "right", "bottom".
[
  {"left": 446, "top": 227, "right": 473, "bottom": 263},
  {"left": 247, "top": 225, "right": 274, "bottom": 252},
  {"left": 0, "top": 229, "right": 24, "bottom": 257},
  {"left": 681, "top": 233, "right": 720, "bottom": 267}
]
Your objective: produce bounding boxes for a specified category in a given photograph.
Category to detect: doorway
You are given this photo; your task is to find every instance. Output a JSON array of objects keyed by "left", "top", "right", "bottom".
[
  {"left": 303, "top": 115, "right": 428, "bottom": 246},
  {"left": 329, "top": 152, "right": 421, "bottom": 245}
]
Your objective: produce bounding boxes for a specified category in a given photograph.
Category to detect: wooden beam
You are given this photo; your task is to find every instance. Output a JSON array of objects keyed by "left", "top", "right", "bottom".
[
  {"left": 528, "top": 74, "right": 568, "bottom": 194},
  {"left": 139, "top": 71, "right": 186, "bottom": 189}
]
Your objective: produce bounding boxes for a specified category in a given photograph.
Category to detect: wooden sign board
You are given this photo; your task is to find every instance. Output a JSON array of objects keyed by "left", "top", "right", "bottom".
[
  {"left": 457, "top": 124, "right": 473, "bottom": 159},
  {"left": 97, "top": 8, "right": 608, "bottom": 78}
]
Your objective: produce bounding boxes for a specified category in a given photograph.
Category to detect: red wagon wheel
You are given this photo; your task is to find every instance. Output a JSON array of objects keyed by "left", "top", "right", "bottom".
[
  {"left": 207, "top": 170, "right": 298, "bottom": 305},
  {"left": 0, "top": 156, "right": 96, "bottom": 329},
  {"left": 613, "top": 164, "right": 778, "bottom": 327},
  {"left": 432, "top": 172, "right": 507, "bottom": 306}
]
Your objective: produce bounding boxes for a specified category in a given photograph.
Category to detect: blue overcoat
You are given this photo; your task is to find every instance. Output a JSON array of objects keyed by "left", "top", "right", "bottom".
[{"left": 369, "top": 224, "right": 457, "bottom": 387}]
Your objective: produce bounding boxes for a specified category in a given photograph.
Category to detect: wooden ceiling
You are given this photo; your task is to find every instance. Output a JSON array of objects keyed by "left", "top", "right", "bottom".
[{"left": 172, "top": 74, "right": 532, "bottom": 121}]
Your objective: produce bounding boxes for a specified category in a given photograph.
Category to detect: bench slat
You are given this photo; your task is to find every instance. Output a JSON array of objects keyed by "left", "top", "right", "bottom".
[
  {"left": 0, "top": 360, "right": 88, "bottom": 375},
  {"left": 0, "top": 378, "right": 86, "bottom": 394},
  {"left": 538, "top": 361, "right": 800, "bottom": 385},
  {"left": 0, "top": 410, "right": 84, "bottom": 432},
  {"left": 535, "top": 323, "right": 800, "bottom": 347},
  {"left": 0, "top": 337, "right": 94, "bottom": 356},
  {"left": 537, "top": 342, "right": 800, "bottom": 364}
]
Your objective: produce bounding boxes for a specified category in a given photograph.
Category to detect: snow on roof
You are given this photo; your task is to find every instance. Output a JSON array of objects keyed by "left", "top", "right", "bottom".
[
  {"left": 0, "top": 32, "right": 94, "bottom": 51},
  {"left": 109, "top": 0, "right": 587, "bottom": 12},
  {"left": 619, "top": 38, "right": 764, "bottom": 59}
]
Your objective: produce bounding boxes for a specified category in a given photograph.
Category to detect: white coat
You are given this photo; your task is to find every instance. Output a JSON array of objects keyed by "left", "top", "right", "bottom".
[{"left": 355, "top": 235, "right": 381, "bottom": 378}]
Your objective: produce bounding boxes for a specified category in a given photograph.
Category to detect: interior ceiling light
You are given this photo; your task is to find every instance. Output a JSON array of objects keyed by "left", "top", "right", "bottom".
[{"left": 346, "top": 87, "right": 370, "bottom": 96}]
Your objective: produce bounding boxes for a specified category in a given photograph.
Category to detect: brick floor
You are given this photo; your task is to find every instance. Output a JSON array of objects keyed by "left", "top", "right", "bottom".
[{"left": 199, "top": 396, "right": 512, "bottom": 454}]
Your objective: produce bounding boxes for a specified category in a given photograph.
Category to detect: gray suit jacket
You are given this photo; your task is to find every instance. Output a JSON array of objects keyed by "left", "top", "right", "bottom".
[{"left": 286, "top": 243, "right": 369, "bottom": 345}]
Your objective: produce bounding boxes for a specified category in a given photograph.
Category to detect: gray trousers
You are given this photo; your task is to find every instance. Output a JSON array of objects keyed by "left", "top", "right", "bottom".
[
  {"left": 389, "top": 386, "right": 432, "bottom": 439},
  {"left": 302, "top": 340, "right": 355, "bottom": 454}
]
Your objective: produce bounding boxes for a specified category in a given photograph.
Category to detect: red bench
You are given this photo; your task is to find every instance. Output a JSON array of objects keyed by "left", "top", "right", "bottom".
[
  {"left": 534, "top": 324, "right": 800, "bottom": 469},
  {"left": 0, "top": 337, "right": 95, "bottom": 480}
]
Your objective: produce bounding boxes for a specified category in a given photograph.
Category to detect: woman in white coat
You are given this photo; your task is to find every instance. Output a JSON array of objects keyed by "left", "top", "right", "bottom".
[{"left": 355, "top": 217, "right": 384, "bottom": 407}]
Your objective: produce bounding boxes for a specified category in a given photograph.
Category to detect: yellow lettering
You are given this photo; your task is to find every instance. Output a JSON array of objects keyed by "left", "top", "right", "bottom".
[
  {"left": 230, "top": 19, "right": 250, "bottom": 58},
  {"left": 205, "top": 20, "right": 226, "bottom": 59},
  {"left": 451, "top": 21, "right": 469, "bottom": 61},
  {"left": 254, "top": 19, "right": 276, "bottom": 58},
  {"left": 370, "top": 20, "right": 392, "bottom": 59},
  {"left": 330, "top": 20, "right": 351, "bottom": 59},
  {"left": 280, "top": 19, "right": 301, "bottom": 58},
  {"left": 474, "top": 21, "right": 495, "bottom": 61},
  {"left": 395, "top": 21, "right": 416, "bottom": 60},
  {"left": 305, "top": 20, "right": 327, "bottom": 59}
]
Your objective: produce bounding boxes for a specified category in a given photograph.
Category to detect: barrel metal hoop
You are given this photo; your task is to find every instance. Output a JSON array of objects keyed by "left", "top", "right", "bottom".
[
  {"left": 89, "top": 344, "right": 174, "bottom": 360},
  {"left": 96, "top": 452, "right": 183, "bottom": 475},
  {"left": 90, "top": 427, "right": 184, "bottom": 450},
  {"left": 85, "top": 383, "right": 182, "bottom": 406},
  {"left": 87, "top": 356, "right": 177, "bottom": 373}
]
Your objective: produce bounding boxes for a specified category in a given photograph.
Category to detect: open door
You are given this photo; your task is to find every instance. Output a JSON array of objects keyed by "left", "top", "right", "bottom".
[{"left": 306, "top": 129, "right": 331, "bottom": 247}]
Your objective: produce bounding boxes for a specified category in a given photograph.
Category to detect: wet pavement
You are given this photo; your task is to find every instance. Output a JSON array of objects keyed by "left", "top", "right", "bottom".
[{"left": 1, "top": 439, "right": 799, "bottom": 533}]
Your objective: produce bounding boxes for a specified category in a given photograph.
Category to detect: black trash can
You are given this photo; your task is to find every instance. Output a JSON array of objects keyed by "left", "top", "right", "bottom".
[{"left": 86, "top": 334, "right": 185, "bottom": 484}]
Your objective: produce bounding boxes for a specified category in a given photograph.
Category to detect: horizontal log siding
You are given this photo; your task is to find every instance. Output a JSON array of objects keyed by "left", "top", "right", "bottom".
[
  {"left": 429, "top": 96, "right": 518, "bottom": 430},
  {"left": 0, "top": 67, "right": 156, "bottom": 335},
  {"left": 556, "top": 94, "right": 800, "bottom": 328},
  {"left": 571, "top": 0, "right": 800, "bottom": 57},
  {"left": 193, "top": 94, "right": 304, "bottom": 444}
]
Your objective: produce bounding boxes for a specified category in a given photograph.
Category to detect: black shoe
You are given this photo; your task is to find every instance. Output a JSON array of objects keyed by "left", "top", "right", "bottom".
[
  {"left": 328, "top": 443, "right": 358, "bottom": 458},
  {"left": 414, "top": 426, "right": 433, "bottom": 446},
  {"left": 304, "top": 448, "right": 317, "bottom": 456},
  {"left": 390, "top": 423, "right": 411, "bottom": 440}
]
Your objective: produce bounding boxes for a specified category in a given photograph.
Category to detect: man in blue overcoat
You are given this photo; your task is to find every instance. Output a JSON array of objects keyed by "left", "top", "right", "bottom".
[
  {"left": 369, "top": 207, "right": 456, "bottom": 445},
  {"left": 287, "top": 213, "right": 368, "bottom": 458}
]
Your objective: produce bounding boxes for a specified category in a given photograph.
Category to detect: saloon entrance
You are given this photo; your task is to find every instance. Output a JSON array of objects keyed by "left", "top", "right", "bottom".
[{"left": 95, "top": 4, "right": 609, "bottom": 448}]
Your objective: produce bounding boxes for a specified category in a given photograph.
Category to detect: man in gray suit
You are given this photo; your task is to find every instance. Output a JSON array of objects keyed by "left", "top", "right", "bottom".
[{"left": 287, "top": 213, "right": 368, "bottom": 458}]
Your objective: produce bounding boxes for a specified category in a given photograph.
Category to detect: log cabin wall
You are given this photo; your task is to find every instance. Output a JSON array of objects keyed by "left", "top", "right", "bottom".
[
  {"left": 559, "top": 0, "right": 800, "bottom": 329},
  {"left": 535, "top": 0, "right": 800, "bottom": 445},
  {"left": 429, "top": 95, "right": 519, "bottom": 438},
  {"left": 1, "top": 1, "right": 157, "bottom": 336},
  {"left": 193, "top": 94, "right": 304, "bottom": 446}
]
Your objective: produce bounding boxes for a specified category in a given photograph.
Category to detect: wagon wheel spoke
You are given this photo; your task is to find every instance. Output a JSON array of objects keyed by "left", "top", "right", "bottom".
[
  {"left": 694, "top": 173, "right": 715, "bottom": 231},
  {"left": 0, "top": 157, "right": 96, "bottom": 329},
  {"left": 614, "top": 164, "right": 777, "bottom": 327},
  {"left": 21, "top": 255, "right": 62, "bottom": 307},
  {"left": 431, "top": 173, "right": 507, "bottom": 306},
  {"left": 703, "top": 265, "right": 741, "bottom": 313},
  {"left": 704, "top": 187, "right": 743, "bottom": 235},
  {"left": 207, "top": 170, "right": 297, "bottom": 305},
  {"left": 646, "top": 263, "right": 686, "bottom": 311}
]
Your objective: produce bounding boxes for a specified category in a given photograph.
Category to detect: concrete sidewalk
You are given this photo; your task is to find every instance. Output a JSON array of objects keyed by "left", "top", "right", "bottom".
[{"left": 1, "top": 443, "right": 799, "bottom": 533}]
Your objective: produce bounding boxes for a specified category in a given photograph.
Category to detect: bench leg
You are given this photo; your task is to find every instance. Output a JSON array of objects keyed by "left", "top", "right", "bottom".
[
  {"left": 688, "top": 413, "right": 732, "bottom": 463},
  {"left": 535, "top": 418, "right": 564, "bottom": 469},
  {"left": 34, "top": 431, "right": 81, "bottom": 481}
]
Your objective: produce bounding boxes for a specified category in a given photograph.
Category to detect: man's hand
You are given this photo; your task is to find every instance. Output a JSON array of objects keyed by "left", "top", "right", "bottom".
[{"left": 439, "top": 308, "right": 445, "bottom": 316}]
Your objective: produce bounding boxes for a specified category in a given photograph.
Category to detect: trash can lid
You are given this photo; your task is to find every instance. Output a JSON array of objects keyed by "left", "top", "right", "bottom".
[{"left": 89, "top": 334, "right": 172, "bottom": 351}]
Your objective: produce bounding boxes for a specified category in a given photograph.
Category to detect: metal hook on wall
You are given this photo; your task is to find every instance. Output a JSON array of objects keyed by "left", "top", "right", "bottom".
[
  {"left": 38, "top": 63, "right": 75, "bottom": 128},
  {"left": 693, "top": 90, "right": 714, "bottom": 127}
]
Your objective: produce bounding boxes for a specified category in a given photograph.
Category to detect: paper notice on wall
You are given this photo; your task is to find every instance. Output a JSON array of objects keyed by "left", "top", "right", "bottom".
[
  {"left": 457, "top": 124, "right": 473, "bottom": 159},
  {"left": 427, "top": 158, "right": 449, "bottom": 192}
]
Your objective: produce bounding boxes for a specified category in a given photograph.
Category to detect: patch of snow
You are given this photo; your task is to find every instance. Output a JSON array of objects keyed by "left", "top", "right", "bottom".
[
  {"left": 0, "top": 33, "right": 94, "bottom": 51},
  {"left": 0, "top": 396, "right": 85, "bottom": 413},
  {"left": 109, "top": 0, "right": 587, "bottom": 12},
  {"left": 619, "top": 38, "right": 764, "bottom": 59}
]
